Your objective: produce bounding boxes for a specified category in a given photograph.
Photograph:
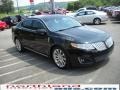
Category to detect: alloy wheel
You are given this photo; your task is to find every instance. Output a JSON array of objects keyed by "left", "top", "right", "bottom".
[{"left": 53, "top": 48, "right": 67, "bottom": 68}]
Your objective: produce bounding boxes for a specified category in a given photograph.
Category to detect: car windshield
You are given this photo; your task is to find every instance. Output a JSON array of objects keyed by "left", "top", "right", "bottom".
[{"left": 43, "top": 16, "right": 82, "bottom": 32}]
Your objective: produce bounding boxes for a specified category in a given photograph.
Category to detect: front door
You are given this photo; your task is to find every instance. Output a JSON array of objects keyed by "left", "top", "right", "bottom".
[
  {"left": 75, "top": 11, "right": 86, "bottom": 23},
  {"left": 31, "top": 19, "right": 50, "bottom": 55}
]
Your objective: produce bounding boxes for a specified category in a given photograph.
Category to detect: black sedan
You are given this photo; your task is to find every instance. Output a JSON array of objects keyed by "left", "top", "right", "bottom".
[{"left": 12, "top": 15, "right": 114, "bottom": 69}]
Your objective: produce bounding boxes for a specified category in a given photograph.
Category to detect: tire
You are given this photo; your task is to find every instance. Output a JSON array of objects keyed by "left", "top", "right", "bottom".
[
  {"left": 0, "top": 28, "right": 4, "bottom": 31},
  {"left": 15, "top": 38, "right": 24, "bottom": 52},
  {"left": 93, "top": 18, "right": 101, "bottom": 25},
  {"left": 52, "top": 47, "right": 70, "bottom": 69}
]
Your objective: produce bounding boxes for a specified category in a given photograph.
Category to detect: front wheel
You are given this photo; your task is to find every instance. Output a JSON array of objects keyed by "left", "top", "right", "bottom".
[{"left": 52, "top": 47, "right": 70, "bottom": 69}]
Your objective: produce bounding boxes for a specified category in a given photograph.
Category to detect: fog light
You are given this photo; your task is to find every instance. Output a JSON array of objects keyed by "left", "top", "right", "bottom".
[{"left": 78, "top": 57, "right": 85, "bottom": 64}]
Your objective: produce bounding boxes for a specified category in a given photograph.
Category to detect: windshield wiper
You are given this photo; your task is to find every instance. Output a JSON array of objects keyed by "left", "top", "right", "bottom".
[
  {"left": 57, "top": 26, "right": 80, "bottom": 32},
  {"left": 69, "top": 26, "right": 80, "bottom": 29}
]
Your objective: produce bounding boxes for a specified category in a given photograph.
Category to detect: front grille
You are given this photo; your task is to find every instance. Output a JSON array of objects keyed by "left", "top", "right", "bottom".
[{"left": 92, "top": 42, "right": 107, "bottom": 51}]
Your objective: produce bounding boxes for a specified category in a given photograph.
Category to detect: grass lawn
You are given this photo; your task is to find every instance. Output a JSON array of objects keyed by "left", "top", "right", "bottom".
[{"left": 0, "top": 12, "right": 21, "bottom": 19}]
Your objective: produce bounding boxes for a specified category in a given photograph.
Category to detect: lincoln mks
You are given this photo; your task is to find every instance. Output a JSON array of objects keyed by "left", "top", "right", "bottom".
[{"left": 12, "top": 15, "right": 114, "bottom": 69}]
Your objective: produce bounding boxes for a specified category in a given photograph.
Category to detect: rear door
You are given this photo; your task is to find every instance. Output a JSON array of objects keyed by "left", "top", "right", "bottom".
[{"left": 20, "top": 19, "right": 37, "bottom": 48}]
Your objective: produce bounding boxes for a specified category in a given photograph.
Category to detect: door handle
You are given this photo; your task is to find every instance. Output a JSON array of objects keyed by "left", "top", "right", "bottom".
[{"left": 30, "top": 34, "right": 34, "bottom": 36}]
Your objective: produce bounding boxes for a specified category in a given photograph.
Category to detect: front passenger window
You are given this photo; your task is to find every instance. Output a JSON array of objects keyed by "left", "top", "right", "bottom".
[
  {"left": 32, "top": 20, "right": 45, "bottom": 30},
  {"left": 86, "top": 11, "right": 95, "bottom": 15},
  {"left": 77, "top": 11, "right": 85, "bottom": 16},
  {"left": 22, "top": 20, "right": 32, "bottom": 28}
]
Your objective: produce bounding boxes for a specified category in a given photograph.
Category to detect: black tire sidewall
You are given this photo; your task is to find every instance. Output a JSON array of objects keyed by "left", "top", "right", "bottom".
[
  {"left": 15, "top": 38, "right": 24, "bottom": 52},
  {"left": 94, "top": 18, "right": 101, "bottom": 25}
]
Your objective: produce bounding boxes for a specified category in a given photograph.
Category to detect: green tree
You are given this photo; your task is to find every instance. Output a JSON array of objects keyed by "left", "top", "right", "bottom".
[
  {"left": 0, "top": 0, "right": 14, "bottom": 14},
  {"left": 67, "top": 0, "right": 120, "bottom": 11},
  {"left": 73, "top": 1, "right": 81, "bottom": 10},
  {"left": 67, "top": 1, "right": 81, "bottom": 11},
  {"left": 67, "top": 2, "right": 74, "bottom": 11}
]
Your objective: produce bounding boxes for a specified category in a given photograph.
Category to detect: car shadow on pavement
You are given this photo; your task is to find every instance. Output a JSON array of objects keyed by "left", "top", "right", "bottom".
[
  {"left": 85, "top": 23, "right": 106, "bottom": 25},
  {"left": 5, "top": 46, "right": 109, "bottom": 77},
  {"left": 111, "top": 21, "right": 120, "bottom": 24},
  {"left": 110, "top": 19, "right": 120, "bottom": 24}
]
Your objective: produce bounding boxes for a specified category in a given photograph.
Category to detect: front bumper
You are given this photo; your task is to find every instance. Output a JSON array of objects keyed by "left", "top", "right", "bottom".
[{"left": 68, "top": 44, "right": 114, "bottom": 66}]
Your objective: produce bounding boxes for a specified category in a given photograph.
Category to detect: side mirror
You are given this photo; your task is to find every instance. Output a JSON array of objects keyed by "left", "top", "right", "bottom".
[
  {"left": 37, "top": 29, "right": 47, "bottom": 35},
  {"left": 81, "top": 23, "right": 85, "bottom": 26}
]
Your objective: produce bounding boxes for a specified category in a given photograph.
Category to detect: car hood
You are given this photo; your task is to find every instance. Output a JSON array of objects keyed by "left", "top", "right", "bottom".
[{"left": 56, "top": 25, "right": 110, "bottom": 43}]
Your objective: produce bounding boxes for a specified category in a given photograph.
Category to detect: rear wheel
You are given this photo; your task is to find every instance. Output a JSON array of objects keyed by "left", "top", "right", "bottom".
[
  {"left": 0, "top": 28, "right": 4, "bottom": 31},
  {"left": 15, "top": 38, "right": 24, "bottom": 52},
  {"left": 93, "top": 18, "right": 101, "bottom": 25},
  {"left": 52, "top": 47, "right": 70, "bottom": 69}
]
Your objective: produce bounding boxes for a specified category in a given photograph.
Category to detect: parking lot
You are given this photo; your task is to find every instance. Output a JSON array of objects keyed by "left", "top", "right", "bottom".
[{"left": 0, "top": 20, "right": 120, "bottom": 84}]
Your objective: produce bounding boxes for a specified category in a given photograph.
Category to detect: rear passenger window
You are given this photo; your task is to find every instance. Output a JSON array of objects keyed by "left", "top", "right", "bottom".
[
  {"left": 86, "top": 11, "right": 95, "bottom": 15},
  {"left": 22, "top": 20, "right": 32, "bottom": 28}
]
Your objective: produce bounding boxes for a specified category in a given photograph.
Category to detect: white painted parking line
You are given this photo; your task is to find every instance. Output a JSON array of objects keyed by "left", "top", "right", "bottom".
[
  {"left": 0, "top": 49, "right": 4, "bottom": 51},
  {"left": 0, "top": 57, "right": 16, "bottom": 62},
  {"left": 0, "top": 51, "right": 17, "bottom": 55},
  {"left": 85, "top": 68, "right": 102, "bottom": 84},
  {"left": 0, "top": 58, "right": 35, "bottom": 69},
  {"left": 0, "top": 51, "right": 8, "bottom": 54},
  {"left": 7, "top": 68, "right": 56, "bottom": 84},
  {"left": 0, "top": 62, "right": 46, "bottom": 77},
  {"left": 0, "top": 52, "right": 20, "bottom": 58},
  {"left": 0, "top": 54, "right": 27, "bottom": 62},
  {"left": 43, "top": 72, "right": 73, "bottom": 84},
  {"left": 44, "top": 76, "right": 67, "bottom": 84}
]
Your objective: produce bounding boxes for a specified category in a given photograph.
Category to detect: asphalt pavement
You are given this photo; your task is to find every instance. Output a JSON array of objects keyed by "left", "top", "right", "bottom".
[{"left": 0, "top": 20, "right": 120, "bottom": 84}]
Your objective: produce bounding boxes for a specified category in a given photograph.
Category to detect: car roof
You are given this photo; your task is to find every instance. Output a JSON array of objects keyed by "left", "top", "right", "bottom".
[
  {"left": 84, "top": 10, "right": 97, "bottom": 12},
  {"left": 28, "top": 14, "right": 67, "bottom": 20},
  {"left": 78, "top": 10, "right": 100, "bottom": 13}
]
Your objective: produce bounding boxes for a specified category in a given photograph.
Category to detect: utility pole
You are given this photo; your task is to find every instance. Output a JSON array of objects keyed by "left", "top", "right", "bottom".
[
  {"left": 51, "top": 0, "right": 55, "bottom": 14},
  {"left": 44, "top": 0, "right": 45, "bottom": 10},
  {"left": 29, "top": 0, "right": 34, "bottom": 14},
  {"left": 16, "top": 0, "right": 19, "bottom": 13}
]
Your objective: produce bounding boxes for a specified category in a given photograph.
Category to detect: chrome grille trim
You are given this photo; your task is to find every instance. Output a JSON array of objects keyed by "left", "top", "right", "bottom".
[{"left": 92, "top": 42, "right": 107, "bottom": 51}]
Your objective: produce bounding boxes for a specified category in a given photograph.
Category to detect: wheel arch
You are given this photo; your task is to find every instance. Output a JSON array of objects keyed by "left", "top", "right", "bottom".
[
  {"left": 93, "top": 17, "right": 101, "bottom": 24},
  {"left": 93, "top": 17, "right": 101, "bottom": 21},
  {"left": 49, "top": 44, "right": 71, "bottom": 69},
  {"left": 49, "top": 44, "right": 65, "bottom": 58}
]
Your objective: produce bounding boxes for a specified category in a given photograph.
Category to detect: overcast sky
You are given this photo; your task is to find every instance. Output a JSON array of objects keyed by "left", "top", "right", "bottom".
[{"left": 12, "top": 0, "right": 78, "bottom": 7}]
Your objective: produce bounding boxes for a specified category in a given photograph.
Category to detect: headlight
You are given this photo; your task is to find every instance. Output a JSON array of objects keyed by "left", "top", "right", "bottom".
[
  {"left": 71, "top": 43, "right": 95, "bottom": 50},
  {"left": 105, "top": 37, "right": 113, "bottom": 48}
]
